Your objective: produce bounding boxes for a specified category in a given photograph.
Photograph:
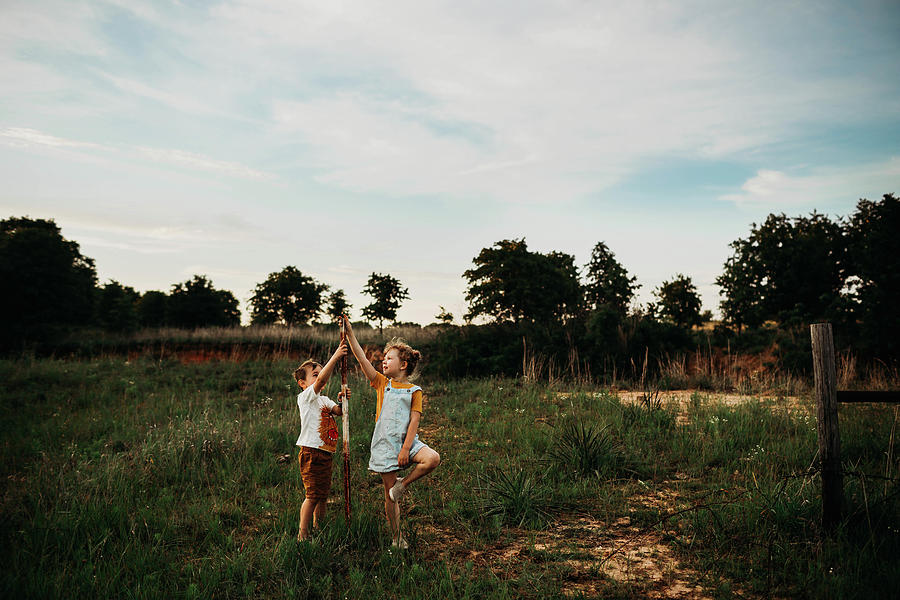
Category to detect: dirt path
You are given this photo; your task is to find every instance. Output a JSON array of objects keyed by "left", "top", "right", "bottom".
[{"left": 422, "top": 496, "right": 716, "bottom": 598}]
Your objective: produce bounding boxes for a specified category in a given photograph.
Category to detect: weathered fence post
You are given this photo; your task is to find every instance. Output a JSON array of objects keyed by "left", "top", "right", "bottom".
[{"left": 810, "top": 322, "right": 842, "bottom": 531}]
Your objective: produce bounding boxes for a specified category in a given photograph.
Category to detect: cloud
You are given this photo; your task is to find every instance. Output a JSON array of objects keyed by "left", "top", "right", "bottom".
[
  {"left": 75, "top": 235, "right": 187, "bottom": 255},
  {"left": 1, "top": 127, "right": 273, "bottom": 181},
  {"left": 75, "top": 212, "right": 263, "bottom": 244},
  {"left": 101, "top": 73, "right": 224, "bottom": 118},
  {"left": 722, "top": 158, "right": 900, "bottom": 210},
  {"left": 0, "top": 127, "right": 105, "bottom": 150},
  {"left": 198, "top": 0, "right": 894, "bottom": 203},
  {"left": 0, "top": 0, "right": 110, "bottom": 56},
  {"left": 98, "top": 72, "right": 258, "bottom": 123},
  {"left": 6, "top": 1, "right": 899, "bottom": 205},
  {"left": 135, "top": 146, "right": 272, "bottom": 180}
]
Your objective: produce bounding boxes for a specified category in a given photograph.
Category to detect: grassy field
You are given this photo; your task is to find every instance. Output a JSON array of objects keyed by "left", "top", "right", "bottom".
[{"left": 1, "top": 356, "right": 898, "bottom": 599}]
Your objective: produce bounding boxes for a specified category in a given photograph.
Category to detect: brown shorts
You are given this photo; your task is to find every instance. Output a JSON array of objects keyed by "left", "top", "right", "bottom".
[{"left": 299, "top": 446, "right": 333, "bottom": 501}]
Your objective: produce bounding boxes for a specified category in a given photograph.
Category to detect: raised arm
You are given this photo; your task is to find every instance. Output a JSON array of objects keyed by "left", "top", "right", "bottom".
[
  {"left": 313, "top": 340, "right": 348, "bottom": 394},
  {"left": 342, "top": 316, "right": 379, "bottom": 382}
]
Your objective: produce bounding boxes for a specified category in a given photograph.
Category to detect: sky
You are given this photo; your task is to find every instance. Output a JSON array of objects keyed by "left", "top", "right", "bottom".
[{"left": 2, "top": 0, "right": 899, "bottom": 325}]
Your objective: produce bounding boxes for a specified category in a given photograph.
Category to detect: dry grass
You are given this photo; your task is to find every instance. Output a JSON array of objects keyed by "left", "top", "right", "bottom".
[{"left": 127, "top": 323, "right": 441, "bottom": 346}]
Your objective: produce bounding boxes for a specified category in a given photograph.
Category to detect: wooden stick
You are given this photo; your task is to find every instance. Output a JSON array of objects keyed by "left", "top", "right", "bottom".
[{"left": 340, "top": 315, "right": 351, "bottom": 522}]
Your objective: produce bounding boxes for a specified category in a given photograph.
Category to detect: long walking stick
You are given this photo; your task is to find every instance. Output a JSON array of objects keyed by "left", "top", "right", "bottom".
[{"left": 340, "top": 315, "right": 351, "bottom": 522}]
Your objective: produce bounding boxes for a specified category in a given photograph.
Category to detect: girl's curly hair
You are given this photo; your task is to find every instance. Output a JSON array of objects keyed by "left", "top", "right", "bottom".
[{"left": 384, "top": 338, "right": 421, "bottom": 377}]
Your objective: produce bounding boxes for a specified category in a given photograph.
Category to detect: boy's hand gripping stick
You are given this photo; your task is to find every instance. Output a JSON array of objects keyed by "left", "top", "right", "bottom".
[{"left": 340, "top": 315, "right": 351, "bottom": 521}]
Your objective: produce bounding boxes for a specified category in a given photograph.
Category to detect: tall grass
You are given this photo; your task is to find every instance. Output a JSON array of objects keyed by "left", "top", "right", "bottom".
[
  {"left": 37, "top": 323, "right": 900, "bottom": 394},
  {"left": 59, "top": 323, "right": 442, "bottom": 349},
  {"left": 1, "top": 357, "right": 898, "bottom": 598}
]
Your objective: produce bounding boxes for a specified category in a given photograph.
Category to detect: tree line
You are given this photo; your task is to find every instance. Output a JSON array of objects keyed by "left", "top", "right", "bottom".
[
  {"left": 2, "top": 193, "right": 897, "bottom": 365},
  {"left": 0, "top": 217, "right": 411, "bottom": 348}
]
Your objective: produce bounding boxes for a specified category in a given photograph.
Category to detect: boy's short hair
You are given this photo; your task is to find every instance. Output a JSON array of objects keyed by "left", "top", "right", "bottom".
[
  {"left": 384, "top": 338, "right": 421, "bottom": 377},
  {"left": 293, "top": 359, "right": 321, "bottom": 383}
]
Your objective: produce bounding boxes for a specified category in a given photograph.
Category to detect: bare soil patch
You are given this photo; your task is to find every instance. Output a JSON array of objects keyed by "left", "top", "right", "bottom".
[
  {"left": 614, "top": 389, "right": 804, "bottom": 409},
  {"left": 558, "top": 390, "right": 809, "bottom": 426},
  {"left": 423, "top": 506, "right": 716, "bottom": 598}
]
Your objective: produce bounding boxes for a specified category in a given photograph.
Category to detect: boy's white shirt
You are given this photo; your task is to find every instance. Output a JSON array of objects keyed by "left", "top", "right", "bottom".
[{"left": 295, "top": 385, "right": 338, "bottom": 450}]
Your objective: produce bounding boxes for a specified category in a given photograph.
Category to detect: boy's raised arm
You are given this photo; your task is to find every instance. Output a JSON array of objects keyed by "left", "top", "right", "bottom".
[
  {"left": 313, "top": 341, "right": 348, "bottom": 394},
  {"left": 342, "top": 316, "right": 379, "bottom": 382}
]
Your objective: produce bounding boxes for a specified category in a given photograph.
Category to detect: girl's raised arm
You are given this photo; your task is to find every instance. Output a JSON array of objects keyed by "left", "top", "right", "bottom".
[{"left": 343, "top": 316, "right": 379, "bottom": 382}]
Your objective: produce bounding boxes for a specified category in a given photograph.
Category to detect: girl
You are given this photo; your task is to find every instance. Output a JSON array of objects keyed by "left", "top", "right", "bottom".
[{"left": 342, "top": 316, "right": 440, "bottom": 548}]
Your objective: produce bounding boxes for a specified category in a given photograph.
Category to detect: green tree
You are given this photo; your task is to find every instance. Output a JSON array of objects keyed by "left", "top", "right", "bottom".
[
  {"left": 716, "top": 212, "right": 845, "bottom": 330},
  {"left": 249, "top": 266, "right": 328, "bottom": 325},
  {"left": 0, "top": 217, "right": 97, "bottom": 346},
  {"left": 96, "top": 280, "right": 139, "bottom": 332},
  {"left": 168, "top": 275, "right": 240, "bottom": 328},
  {"left": 654, "top": 274, "right": 703, "bottom": 328},
  {"left": 361, "top": 273, "right": 409, "bottom": 333},
  {"left": 845, "top": 193, "right": 900, "bottom": 358},
  {"left": 583, "top": 241, "right": 639, "bottom": 316},
  {"left": 325, "top": 289, "right": 351, "bottom": 323},
  {"left": 463, "top": 238, "right": 582, "bottom": 324},
  {"left": 137, "top": 290, "right": 168, "bottom": 328},
  {"left": 435, "top": 306, "right": 454, "bottom": 324}
]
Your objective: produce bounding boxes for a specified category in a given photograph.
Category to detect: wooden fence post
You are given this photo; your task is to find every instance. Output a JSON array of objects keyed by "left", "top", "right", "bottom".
[{"left": 810, "top": 322, "right": 842, "bottom": 532}]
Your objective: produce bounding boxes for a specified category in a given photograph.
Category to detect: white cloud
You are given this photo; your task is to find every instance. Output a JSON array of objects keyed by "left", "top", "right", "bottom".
[
  {"left": 722, "top": 158, "right": 900, "bottom": 210},
  {"left": 101, "top": 73, "right": 224, "bottom": 118},
  {"left": 72, "top": 212, "right": 263, "bottom": 245},
  {"left": 76, "top": 235, "right": 186, "bottom": 255},
  {"left": 0, "top": 0, "right": 110, "bottom": 57},
  {"left": 98, "top": 72, "right": 259, "bottom": 123},
  {"left": 135, "top": 146, "right": 272, "bottom": 180},
  {"left": 1, "top": 127, "right": 273, "bottom": 181},
  {"left": 0, "top": 127, "right": 105, "bottom": 150},
  {"left": 0, "top": 56, "right": 71, "bottom": 96},
  {"left": 187, "top": 0, "right": 890, "bottom": 203},
  {"left": 7, "top": 1, "right": 896, "bottom": 204}
]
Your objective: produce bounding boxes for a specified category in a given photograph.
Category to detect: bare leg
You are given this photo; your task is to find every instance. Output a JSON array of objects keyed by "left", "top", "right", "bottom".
[
  {"left": 312, "top": 500, "right": 327, "bottom": 529},
  {"left": 298, "top": 498, "right": 315, "bottom": 541},
  {"left": 381, "top": 472, "right": 401, "bottom": 541},
  {"left": 397, "top": 447, "right": 440, "bottom": 492}
]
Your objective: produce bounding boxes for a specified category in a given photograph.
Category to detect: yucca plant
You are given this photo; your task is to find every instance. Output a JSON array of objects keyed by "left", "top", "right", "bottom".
[
  {"left": 476, "top": 467, "right": 551, "bottom": 528},
  {"left": 547, "top": 420, "right": 622, "bottom": 480}
]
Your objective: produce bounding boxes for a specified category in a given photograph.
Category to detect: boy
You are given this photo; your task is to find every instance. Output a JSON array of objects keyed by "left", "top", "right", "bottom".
[{"left": 293, "top": 341, "right": 349, "bottom": 541}]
